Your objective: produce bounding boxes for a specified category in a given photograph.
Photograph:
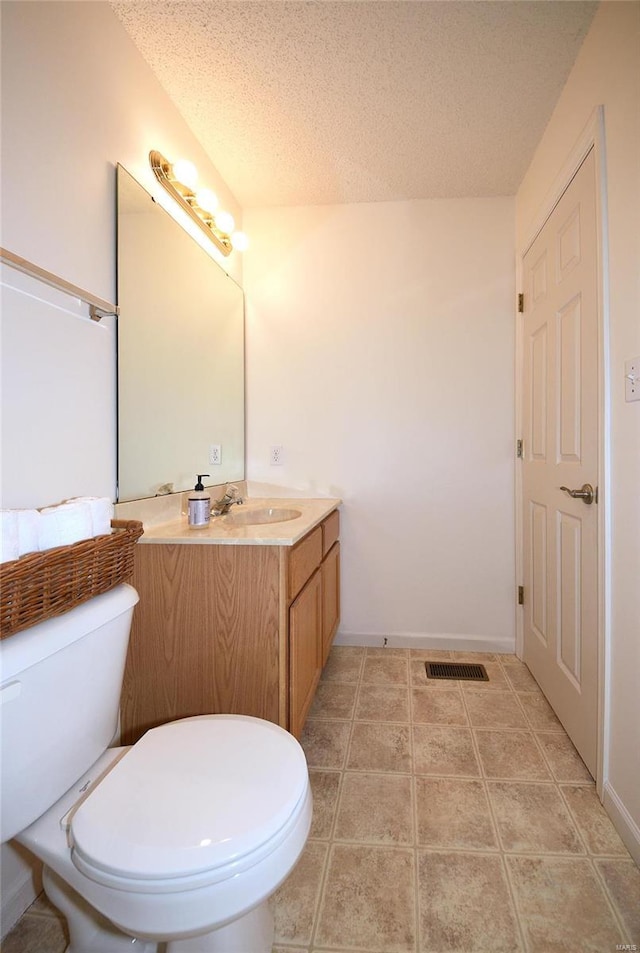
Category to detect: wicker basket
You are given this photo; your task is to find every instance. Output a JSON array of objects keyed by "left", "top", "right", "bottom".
[{"left": 0, "top": 519, "right": 144, "bottom": 639}]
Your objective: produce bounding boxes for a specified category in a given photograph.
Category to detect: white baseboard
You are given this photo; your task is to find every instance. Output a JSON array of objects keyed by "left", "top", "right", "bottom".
[
  {"left": 603, "top": 781, "right": 640, "bottom": 866},
  {"left": 334, "top": 630, "right": 516, "bottom": 655},
  {"left": 0, "top": 849, "right": 42, "bottom": 939}
]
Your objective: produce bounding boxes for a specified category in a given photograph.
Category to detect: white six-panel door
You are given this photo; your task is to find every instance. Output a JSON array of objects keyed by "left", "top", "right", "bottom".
[{"left": 522, "top": 148, "right": 599, "bottom": 777}]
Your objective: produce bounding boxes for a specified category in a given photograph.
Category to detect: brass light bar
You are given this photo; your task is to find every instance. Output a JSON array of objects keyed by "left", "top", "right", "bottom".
[{"left": 149, "top": 150, "right": 233, "bottom": 257}]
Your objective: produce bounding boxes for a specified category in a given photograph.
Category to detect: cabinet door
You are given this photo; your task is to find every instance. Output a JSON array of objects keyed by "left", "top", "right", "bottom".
[
  {"left": 288, "top": 526, "right": 322, "bottom": 600},
  {"left": 322, "top": 509, "right": 340, "bottom": 556},
  {"left": 289, "top": 569, "right": 322, "bottom": 738},
  {"left": 321, "top": 542, "right": 340, "bottom": 666},
  {"left": 122, "top": 543, "right": 281, "bottom": 745}
]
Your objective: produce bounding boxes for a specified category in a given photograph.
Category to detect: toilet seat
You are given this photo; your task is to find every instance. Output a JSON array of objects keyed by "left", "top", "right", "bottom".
[{"left": 70, "top": 715, "right": 309, "bottom": 890}]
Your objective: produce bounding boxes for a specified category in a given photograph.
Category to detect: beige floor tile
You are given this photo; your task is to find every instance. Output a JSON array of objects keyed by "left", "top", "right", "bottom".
[
  {"left": 23, "top": 894, "right": 60, "bottom": 919},
  {"left": 595, "top": 858, "right": 640, "bottom": 943},
  {"left": 474, "top": 729, "right": 551, "bottom": 780},
  {"left": 411, "top": 688, "right": 468, "bottom": 725},
  {"left": 506, "top": 855, "right": 625, "bottom": 952},
  {"left": 464, "top": 689, "right": 528, "bottom": 728},
  {"left": 418, "top": 850, "right": 522, "bottom": 952},
  {"left": 410, "top": 657, "right": 430, "bottom": 686},
  {"left": 0, "top": 912, "right": 68, "bottom": 953},
  {"left": 347, "top": 722, "right": 411, "bottom": 773},
  {"left": 273, "top": 841, "right": 328, "bottom": 947},
  {"left": 361, "top": 655, "right": 409, "bottom": 685},
  {"left": 365, "top": 646, "right": 410, "bottom": 656},
  {"left": 308, "top": 770, "right": 341, "bottom": 839},
  {"left": 536, "top": 731, "right": 593, "bottom": 782},
  {"left": 487, "top": 781, "right": 584, "bottom": 854},
  {"left": 502, "top": 660, "right": 541, "bottom": 692},
  {"left": 517, "top": 691, "right": 563, "bottom": 730},
  {"left": 315, "top": 844, "right": 415, "bottom": 952},
  {"left": 561, "top": 784, "right": 630, "bottom": 855},
  {"left": 309, "top": 681, "right": 358, "bottom": 720},
  {"left": 409, "top": 648, "right": 453, "bottom": 659},
  {"left": 300, "top": 719, "right": 351, "bottom": 769},
  {"left": 322, "top": 646, "right": 364, "bottom": 683},
  {"left": 413, "top": 725, "right": 480, "bottom": 777},
  {"left": 415, "top": 777, "right": 498, "bottom": 849},
  {"left": 355, "top": 683, "right": 410, "bottom": 722},
  {"left": 450, "top": 651, "right": 498, "bottom": 662},
  {"left": 334, "top": 773, "right": 413, "bottom": 845},
  {"left": 10, "top": 638, "right": 631, "bottom": 953},
  {"left": 458, "top": 660, "right": 511, "bottom": 691}
]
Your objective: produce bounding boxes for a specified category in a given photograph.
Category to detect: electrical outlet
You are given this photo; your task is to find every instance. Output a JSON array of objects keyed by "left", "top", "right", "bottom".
[
  {"left": 625, "top": 357, "right": 640, "bottom": 402},
  {"left": 270, "top": 445, "right": 284, "bottom": 466},
  {"left": 209, "top": 444, "right": 222, "bottom": 465}
]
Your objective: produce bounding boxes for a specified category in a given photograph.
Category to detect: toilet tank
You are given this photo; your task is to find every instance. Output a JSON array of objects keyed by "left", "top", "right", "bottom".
[{"left": 0, "top": 584, "right": 139, "bottom": 843}]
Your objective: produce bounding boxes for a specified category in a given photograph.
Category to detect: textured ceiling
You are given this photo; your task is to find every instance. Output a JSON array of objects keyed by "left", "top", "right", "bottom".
[{"left": 111, "top": 1, "right": 597, "bottom": 208}]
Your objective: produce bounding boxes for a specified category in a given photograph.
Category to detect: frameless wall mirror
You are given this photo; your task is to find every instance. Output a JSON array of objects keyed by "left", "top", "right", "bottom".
[{"left": 116, "top": 165, "right": 245, "bottom": 502}]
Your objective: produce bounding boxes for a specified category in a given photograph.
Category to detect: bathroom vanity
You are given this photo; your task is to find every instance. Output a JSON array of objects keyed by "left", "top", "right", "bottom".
[{"left": 119, "top": 499, "right": 340, "bottom": 744}]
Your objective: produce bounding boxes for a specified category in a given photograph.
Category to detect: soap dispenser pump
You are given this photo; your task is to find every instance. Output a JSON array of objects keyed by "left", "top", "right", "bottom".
[{"left": 188, "top": 474, "right": 211, "bottom": 528}]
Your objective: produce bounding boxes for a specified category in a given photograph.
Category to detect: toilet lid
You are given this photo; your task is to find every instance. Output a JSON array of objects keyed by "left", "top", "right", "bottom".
[{"left": 70, "top": 715, "right": 309, "bottom": 882}]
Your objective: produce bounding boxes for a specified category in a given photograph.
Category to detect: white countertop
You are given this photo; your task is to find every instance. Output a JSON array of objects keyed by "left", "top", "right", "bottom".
[{"left": 138, "top": 497, "right": 341, "bottom": 546}]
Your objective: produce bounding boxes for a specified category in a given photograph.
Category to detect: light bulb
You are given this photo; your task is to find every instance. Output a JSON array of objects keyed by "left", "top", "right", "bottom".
[
  {"left": 195, "top": 188, "right": 219, "bottom": 214},
  {"left": 231, "top": 231, "right": 249, "bottom": 252},
  {"left": 215, "top": 210, "right": 235, "bottom": 235},
  {"left": 172, "top": 159, "right": 198, "bottom": 190}
]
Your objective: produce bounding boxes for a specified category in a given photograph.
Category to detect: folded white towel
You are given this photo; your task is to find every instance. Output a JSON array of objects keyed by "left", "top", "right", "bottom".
[
  {"left": 38, "top": 501, "right": 93, "bottom": 551},
  {"left": 0, "top": 511, "right": 19, "bottom": 564},
  {"left": 16, "top": 509, "right": 41, "bottom": 557},
  {"left": 67, "top": 497, "right": 113, "bottom": 537}
]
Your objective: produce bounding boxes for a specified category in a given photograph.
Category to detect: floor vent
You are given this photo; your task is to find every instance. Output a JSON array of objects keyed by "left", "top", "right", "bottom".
[{"left": 425, "top": 661, "right": 489, "bottom": 681}]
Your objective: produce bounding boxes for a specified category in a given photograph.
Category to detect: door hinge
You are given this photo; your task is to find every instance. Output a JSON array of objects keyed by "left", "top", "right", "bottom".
[
  {"left": 518, "top": 586, "right": 524, "bottom": 606},
  {"left": 516, "top": 439, "right": 524, "bottom": 458},
  {"left": 518, "top": 293, "right": 524, "bottom": 313}
]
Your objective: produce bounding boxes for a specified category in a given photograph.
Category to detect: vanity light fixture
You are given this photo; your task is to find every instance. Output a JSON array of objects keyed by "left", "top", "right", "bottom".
[{"left": 149, "top": 150, "right": 248, "bottom": 257}]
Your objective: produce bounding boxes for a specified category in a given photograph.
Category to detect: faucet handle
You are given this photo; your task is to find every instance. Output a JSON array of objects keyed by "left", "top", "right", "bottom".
[
  {"left": 223, "top": 484, "right": 243, "bottom": 503},
  {"left": 211, "top": 484, "right": 244, "bottom": 516}
]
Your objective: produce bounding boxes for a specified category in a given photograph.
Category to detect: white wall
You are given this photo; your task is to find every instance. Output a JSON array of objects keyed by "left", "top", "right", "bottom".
[
  {"left": 0, "top": 1, "right": 242, "bottom": 303},
  {"left": 243, "top": 198, "right": 516, "bottom": 649},
  {"left": 0, "top": 1, "right": 243, "bottom": 931},
  {"left": 515, "top": 1, "right": 640, "bottom": 858},
  {"left": 1, "top": 268, "right": 117, "bottom": 506},
  {"left": 0, "top": 0, "right": 243, "bottom": 509}
]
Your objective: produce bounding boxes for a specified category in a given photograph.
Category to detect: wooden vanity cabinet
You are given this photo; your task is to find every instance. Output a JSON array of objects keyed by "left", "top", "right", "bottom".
[
  {"left": 120, "top": 509, "right": 340, "bottom": 744},
  {"left": 322, "top": 542, "right": 340, "bottom": 666},
  {"left": 288, "top": 568, "right": 322, "bottom": 738}
]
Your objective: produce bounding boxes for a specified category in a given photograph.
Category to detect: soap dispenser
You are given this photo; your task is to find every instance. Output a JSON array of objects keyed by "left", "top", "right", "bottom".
[{"left": 188, "top": 474, "right": 211, "bottom": 528}]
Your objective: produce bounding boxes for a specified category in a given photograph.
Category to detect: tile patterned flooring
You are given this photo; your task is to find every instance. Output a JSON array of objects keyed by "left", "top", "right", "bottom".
[{"left": 4, "top": 648, "right": 639, "bottom": 953}]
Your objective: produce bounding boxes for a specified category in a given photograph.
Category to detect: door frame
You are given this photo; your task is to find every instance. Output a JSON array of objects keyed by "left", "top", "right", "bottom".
[{"left": 514, "top": 106, "right": 611, "bottom": 796}]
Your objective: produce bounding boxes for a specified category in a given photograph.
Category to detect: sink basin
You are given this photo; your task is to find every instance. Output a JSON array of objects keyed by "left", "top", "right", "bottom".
[{"left": 225, "top": 507, "right": 302, "bottom": 526}]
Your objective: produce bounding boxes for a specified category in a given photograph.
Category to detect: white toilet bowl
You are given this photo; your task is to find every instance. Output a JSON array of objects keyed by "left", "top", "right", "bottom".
[
  {"left": 1, "top": 585, "right": 312, "bottom": 951},
  {"left": 19, "top": 714, "right": 312, "bottom": 952}
]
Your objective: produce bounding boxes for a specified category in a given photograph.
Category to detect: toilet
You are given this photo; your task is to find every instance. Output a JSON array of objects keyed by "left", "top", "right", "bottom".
[{"left": 0, "top": 584, "right": 312, "bottom": 952}]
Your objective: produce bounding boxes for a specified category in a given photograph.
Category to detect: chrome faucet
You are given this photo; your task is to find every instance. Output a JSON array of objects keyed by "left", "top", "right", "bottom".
[{"left": 211, "top": 484, "right": 244, "bottom": 516}]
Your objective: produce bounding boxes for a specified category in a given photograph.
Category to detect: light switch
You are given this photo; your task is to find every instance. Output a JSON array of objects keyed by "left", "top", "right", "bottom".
[{"left": 625, "top": 358, "right": 640, "bottom": 402}]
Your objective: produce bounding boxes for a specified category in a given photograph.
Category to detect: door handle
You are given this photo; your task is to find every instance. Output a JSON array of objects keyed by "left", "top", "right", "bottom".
[{"left": 559, "top": 483, "right": 596, "bottom": 505}]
